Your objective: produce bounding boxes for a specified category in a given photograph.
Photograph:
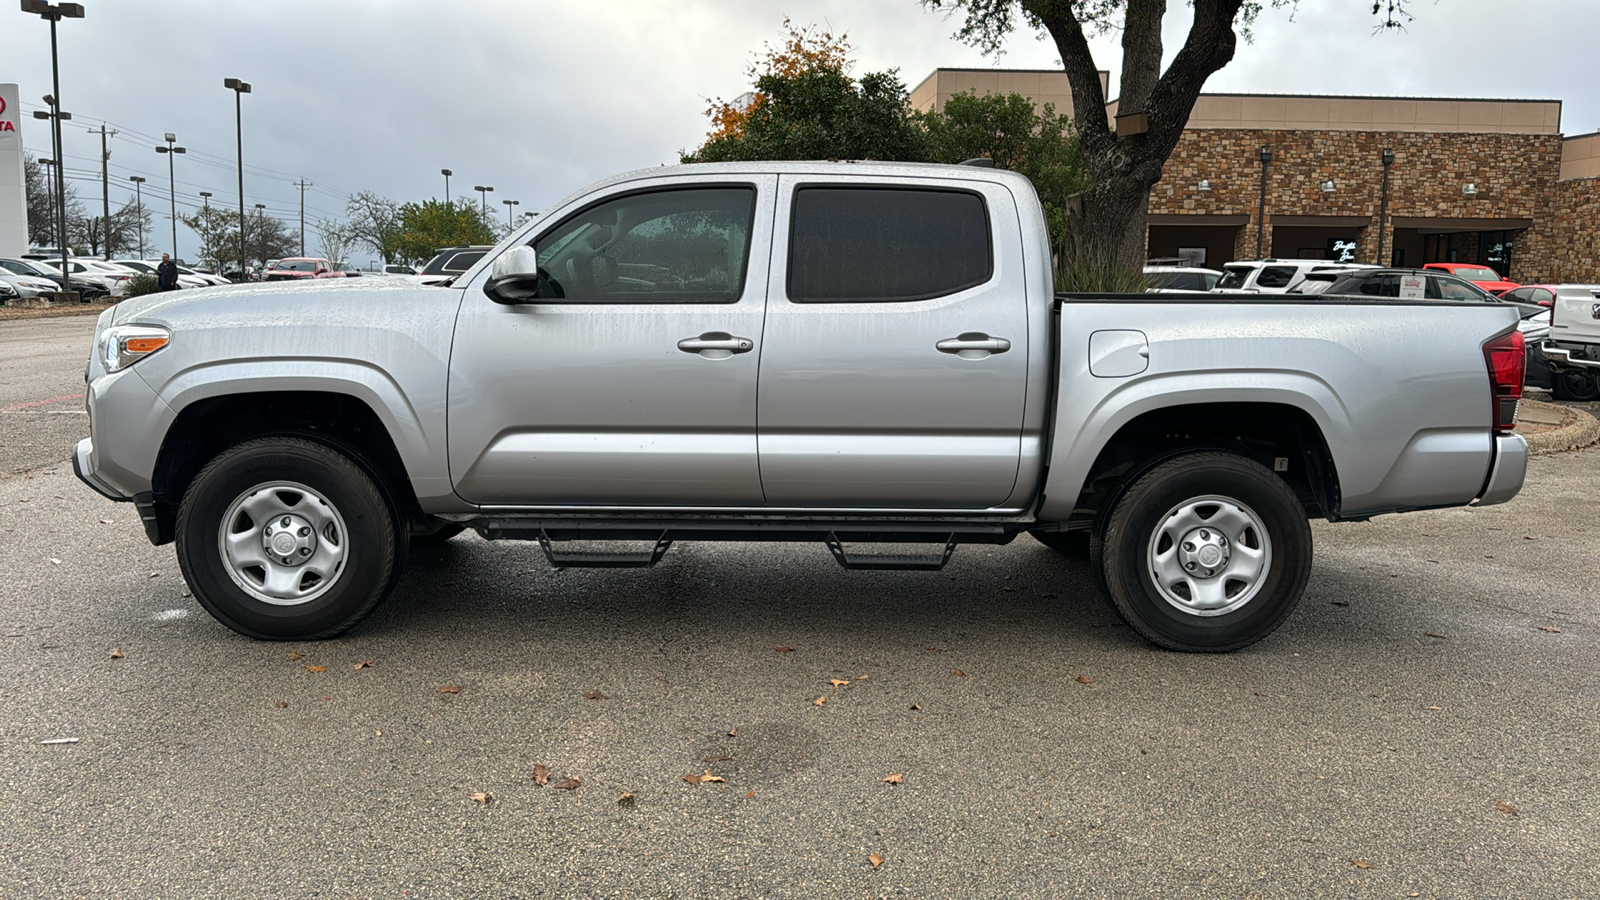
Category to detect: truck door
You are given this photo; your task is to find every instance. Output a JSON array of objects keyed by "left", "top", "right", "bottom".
[
  {"left": 447, "top": 176, "right": 776, "bottom": 507},
  {"left": 756, "top": 175, "right": 1029, "bottom": 509}
]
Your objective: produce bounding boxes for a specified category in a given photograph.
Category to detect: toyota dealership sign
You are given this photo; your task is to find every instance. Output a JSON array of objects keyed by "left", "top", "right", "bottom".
[{"left": 0, "top": 83, "right": 27, "bottom": 258}]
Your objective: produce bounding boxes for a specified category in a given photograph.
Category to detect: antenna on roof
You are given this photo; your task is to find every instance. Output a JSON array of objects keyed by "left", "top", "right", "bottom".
[{"left": 958, "top": 157, "right": 996, "bottom": 168}]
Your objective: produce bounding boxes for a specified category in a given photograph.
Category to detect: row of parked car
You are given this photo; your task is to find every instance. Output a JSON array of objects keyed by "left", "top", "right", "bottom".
[
  {"left": 0, "top": 255, "right": 234, "bottom": 301},
  {"left": 1145, "top": 258, "right": 1600, "bottom": 399}
]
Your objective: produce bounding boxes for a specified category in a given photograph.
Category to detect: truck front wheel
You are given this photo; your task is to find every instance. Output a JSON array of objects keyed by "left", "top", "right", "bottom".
[
  {"left": 1098, "top": 451, "right": 1312, "bottom": 652},
  {"left": 175, "top": 437, "right": 405, "bottom": 640}
]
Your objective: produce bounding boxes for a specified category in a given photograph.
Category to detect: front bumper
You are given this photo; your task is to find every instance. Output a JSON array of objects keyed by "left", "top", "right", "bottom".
[
  {"left": 1473, "top": 433, "right": 1528, "bottom": 507},
  {"left": 73, "top": 437, "right": 126, "bottom": 500}
]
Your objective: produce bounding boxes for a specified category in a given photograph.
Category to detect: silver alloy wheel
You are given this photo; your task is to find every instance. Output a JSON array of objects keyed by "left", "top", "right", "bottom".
[
  {"left": 217, "top": 481, "right": 349, "bottom": 606},
  {"left": 1147, "top": 494, "right": 1272, "bottom": 617}
]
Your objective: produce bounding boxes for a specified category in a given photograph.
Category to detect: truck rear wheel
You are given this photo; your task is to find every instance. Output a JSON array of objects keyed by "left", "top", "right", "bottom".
[
  {"left": 1550, "top": 369, "right": 1600, "bottom": 402},
  {"left": 175, "top": 437, "right": 405, "bottom": 640},
  {"left": 1097, "top": 451, "right": 1311, "bottom": 652}
]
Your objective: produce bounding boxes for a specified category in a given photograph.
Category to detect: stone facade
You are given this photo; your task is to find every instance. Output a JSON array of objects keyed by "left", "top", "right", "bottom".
[
  {"left": 1533, "top": 176, "right": 1600, "bottom": 282},
  {"left": 1148, "top": 128, "right": 1566, "bottom": 281}
]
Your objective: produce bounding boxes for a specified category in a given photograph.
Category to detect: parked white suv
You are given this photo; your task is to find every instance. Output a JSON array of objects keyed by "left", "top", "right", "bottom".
[{"left": 1214, "top": 259, "right": 1375, "bottom": 294}]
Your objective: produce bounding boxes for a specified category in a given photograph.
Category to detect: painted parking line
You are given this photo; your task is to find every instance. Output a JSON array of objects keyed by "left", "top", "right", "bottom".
[{"left": 0, "top": 392, "right": 85, "bottom": 412}]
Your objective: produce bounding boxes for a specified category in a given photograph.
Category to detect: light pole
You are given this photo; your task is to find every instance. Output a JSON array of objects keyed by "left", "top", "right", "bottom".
[
  {"left": 199, "top": 190, "right": 212, "bottom": 209},
  {"left": 87, "top": 123, "right": 114, "bottom": 259},
  {"left": 440, "top": 168, "right": 452, "bottom": 206},
  {"left": 224, "top": 77, "right": 251, "bottom": 279},
  {"left": 37, "top": 158, "right": 57, "bottom": 245},
  {"left": 128, "top": 175, "right": 146, "bottom": 257},
  {"left": 474, "top": 184, "right": 493, "bottom": 217},
  {"left": 293, "top": 179, "right": 311, "bottom": 256},
  {"left": 1255, "top": 145, "right": 1272, "bottom": 259},
  {"left": 155, "top": 133, "right": 186, "bottom": 260},
  {"left": 33, "top": 106, "right": 72, "bottom": 248},
  {"left": 1376, "top": 148, "right": 1395, "bottom": 267},
  {"left": 502, "top": 198, "right": 519, "bottom": 229},
  {"left": 21, "top": 1, "right": 85, "bottom": 296}
]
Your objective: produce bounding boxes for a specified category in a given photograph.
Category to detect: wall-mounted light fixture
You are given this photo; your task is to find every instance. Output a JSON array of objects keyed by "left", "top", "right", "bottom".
[
  {"left": 1320, "top": 180, "right": 1337, "bottom": 193},
  {"left": 1197, "top": 179, "right": 1212, "bottom": 192},
  {"left": 1463, "top": 183, "right": 1479, "bottom": 197}
]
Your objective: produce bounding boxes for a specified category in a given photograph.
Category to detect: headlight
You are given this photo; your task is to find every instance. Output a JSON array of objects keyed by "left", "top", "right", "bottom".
[{"left": 100, "top": 324, "right": 171, "bottom": 373}]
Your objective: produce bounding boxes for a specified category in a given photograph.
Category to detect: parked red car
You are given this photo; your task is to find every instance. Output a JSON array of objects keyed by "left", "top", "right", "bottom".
[
  {"left": 263, "top": 258, "right": 349, "bottom": 282},
  {"left": 1422, "top": 262, "right": 1518, "bottom": 296},
  {"left": 1500, "top": 284, "right": 1559, "bottom": 308}
]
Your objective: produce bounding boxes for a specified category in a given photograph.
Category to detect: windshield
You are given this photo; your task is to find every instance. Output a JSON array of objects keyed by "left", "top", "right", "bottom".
[
  {"left": 1146, "top": 271, "right": 1218, "bottom": 291},
  {"left": 1452, "top": 266, "right": 1502, "bottom": 282},
  {"left": 1216, "top": 265, "right": 1254, "bottom": 290},
  {"left": 421, "top": 250, "right": 487, "bottom": 276},
  {"left": 275, "top": 260, "right": 321, "bottom": 272}
]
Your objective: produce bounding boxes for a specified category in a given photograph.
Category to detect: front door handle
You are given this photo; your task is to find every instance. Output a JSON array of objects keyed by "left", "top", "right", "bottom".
[
  {"left": 678, "top": 331, "right": 754, "bottom": 359},
  {"left": 937, "top": 333, "right": 1012, "bottom": 359}
]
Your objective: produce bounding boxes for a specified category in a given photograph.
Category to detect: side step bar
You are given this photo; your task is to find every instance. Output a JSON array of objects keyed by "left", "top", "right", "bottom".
[
  {"left": 537, "top": 529, "right": 673, "bottom": 569},
  {"left": 825, "top": 532, "right": 957, "bottom": 571}
]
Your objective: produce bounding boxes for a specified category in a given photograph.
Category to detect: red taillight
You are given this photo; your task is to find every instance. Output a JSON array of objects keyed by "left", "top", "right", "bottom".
[{"left": 1483, "top": 330, "right": 1525, "bottom": 432}]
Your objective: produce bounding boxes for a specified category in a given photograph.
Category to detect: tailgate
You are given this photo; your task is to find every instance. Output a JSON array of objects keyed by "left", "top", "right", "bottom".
[{"left": 1550, "top": 286, "right": 1600, "bottom": 342}]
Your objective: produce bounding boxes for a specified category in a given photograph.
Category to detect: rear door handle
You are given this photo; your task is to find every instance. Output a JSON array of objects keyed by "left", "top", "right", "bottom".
[
  {"left": 678, "top": 332, "right": 754, "bottom": 359},
  {"left": 937, "top": 333, "right": 1011, "bottom": 359}
]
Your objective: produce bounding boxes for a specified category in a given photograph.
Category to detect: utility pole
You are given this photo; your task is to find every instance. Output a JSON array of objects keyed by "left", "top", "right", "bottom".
[
  {"left": 293, "top": 179, "right": 311, "bottom": 256},
  {"left": 88, "top": 124, "right": 116, "bottom": 258}
]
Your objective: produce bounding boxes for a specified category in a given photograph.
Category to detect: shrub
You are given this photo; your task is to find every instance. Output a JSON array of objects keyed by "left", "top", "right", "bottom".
[{"left": 123, "top": 273, "right": 160, "bottom": 298}]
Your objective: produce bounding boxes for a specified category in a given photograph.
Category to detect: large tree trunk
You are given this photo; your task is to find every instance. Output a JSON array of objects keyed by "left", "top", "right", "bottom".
[{"left": 1026, "top": 0, "right": 1245, "bottom": 270}]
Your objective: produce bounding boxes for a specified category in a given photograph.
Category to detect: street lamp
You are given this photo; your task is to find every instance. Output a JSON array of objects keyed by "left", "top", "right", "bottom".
[
  {"left": 474, "top": 184, "right": 494, "bottom": 216},
  {"left": 224, "top": 77, "right": 251, "bottom": 279},
  {"left": 1256, "top": 145, "right": 1273, "bottom": 259},
  {"left": 38, "top": 158, "right": 58, "bottom": 245},
  {"left": 128, "top": 175, "right": 146, "bottom": 257},
  {"left": 440, "top": 168, "right": 452, "bottom": 206},
  {"left": 1376, "top": 148, "right": 1395, "bottom": 266},
  {"left": 155, "top": 132, "right": 186, "bottom": 259},
  {"left": 199, "top": 190, "right": 212, "bottom": 209},
  {"left": 21, "top": 1, "right": 85, "bottom": 297},
  {"left": 31, "top": 108, "right": 71, "bottom": 250},
  {"left": 503, "top": 198, "right": 519, "bottom": 229}
]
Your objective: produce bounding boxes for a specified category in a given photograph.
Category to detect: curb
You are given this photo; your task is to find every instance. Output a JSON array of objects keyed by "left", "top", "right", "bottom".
[{"left": 1520, "top": 399, "right": 1600, "bottom": 455}]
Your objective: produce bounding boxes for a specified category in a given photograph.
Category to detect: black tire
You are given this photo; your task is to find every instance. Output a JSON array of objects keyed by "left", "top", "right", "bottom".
[
  {"left": 1550, "top": 369, "right": 1600, "bottom": 402},
  {"left": 410, "top": 523, "right": 466, "bottom": 547},
  {"left": 1030, "top": 529, "right": 1090, "bottom": 558},
  {"left": 1097, "top": 451, "right": 1312, "bottom": 652},
  {"left": 175, "top": 437, "right": 405, "bottom": 640}
]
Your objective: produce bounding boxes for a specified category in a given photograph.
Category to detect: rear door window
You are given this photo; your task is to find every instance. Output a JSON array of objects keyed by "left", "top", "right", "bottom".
[
  {"left": 787, "top": 187, "right": 991, "bottom": 302},
  {"left": 1253, "top": 266, "right": 1297, "bottom": 289},
  {"left": 1216, "top": 266, "right": 1254, "bottom": 290}
]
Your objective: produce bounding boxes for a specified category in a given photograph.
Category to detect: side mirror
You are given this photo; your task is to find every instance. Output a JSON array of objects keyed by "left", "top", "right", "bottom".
[{"left": 484, "top": 246, "right": 542, "bottom": 304}]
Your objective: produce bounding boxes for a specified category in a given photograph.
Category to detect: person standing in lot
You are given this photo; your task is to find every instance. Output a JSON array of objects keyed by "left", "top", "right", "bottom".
[{"left": 157, "top": 254, "right": 179, "bottom": 292}]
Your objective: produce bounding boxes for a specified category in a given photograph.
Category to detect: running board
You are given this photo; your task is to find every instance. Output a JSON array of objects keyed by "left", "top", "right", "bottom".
[
  {"left": 537, "top": 529, "right": 673, "bottom": 569},
  {"left": 825, "top": 532, "right": 957, "bottom": 571}
]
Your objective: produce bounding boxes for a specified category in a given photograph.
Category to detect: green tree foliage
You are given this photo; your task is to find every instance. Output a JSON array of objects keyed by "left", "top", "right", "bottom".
[
  {"left": 392, "top": 200, "right": 498, "bottom": 265},
  {"left": 917, "top": 91, "right": 1088, "bottom": 259},
  {"left": 682, "top": 21, "right": 927, "bottom": 163}
]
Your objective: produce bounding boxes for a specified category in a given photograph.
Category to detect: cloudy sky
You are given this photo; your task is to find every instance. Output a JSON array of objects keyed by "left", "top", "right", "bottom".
[{"left": 10, "top": 0, "right": 1597, "bottom": 262}]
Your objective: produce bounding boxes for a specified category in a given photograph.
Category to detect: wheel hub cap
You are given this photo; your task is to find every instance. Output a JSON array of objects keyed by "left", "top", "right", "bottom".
[
  {"left": 1147, "top": 495, "right": 1272, "bottom": 617},
  {"left": 262, "top": 514, "right": 317, "bottom": 566}
]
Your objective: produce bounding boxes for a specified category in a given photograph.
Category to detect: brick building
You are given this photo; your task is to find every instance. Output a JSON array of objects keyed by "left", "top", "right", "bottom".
[{"left": 910, "top": 69, "right": 1600, "bottom": 283}]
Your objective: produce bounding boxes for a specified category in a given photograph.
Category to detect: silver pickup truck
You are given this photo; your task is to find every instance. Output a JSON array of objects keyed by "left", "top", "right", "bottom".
[{"left": 75, "top": 161, "right": 1529, "bottom": 651}]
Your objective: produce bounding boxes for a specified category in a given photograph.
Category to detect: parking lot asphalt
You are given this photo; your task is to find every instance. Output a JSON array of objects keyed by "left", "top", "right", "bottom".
[{"left": 1, "top": 315, "right": 1597, "bottom": 897}]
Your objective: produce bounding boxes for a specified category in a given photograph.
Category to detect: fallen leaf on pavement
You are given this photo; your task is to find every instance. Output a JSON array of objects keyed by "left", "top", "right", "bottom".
[
  {"left": 305, "top": 665, "right": 326, "bottom": 673},
  {"left": 829, "top": 679, "right": 850, "bottom": 687},
  {"left": 109, "top": 648, "right": 124, "bottom": 659},
  {"left": 954, "top": 669, "right": 966, "bottom": 677},
  {"left": 1424, "top": 632, "right": 1447, "bottom": 639},
  {"left": 148, "top": 572, "right": 159, "bottom": 578},
  {"left": 925, "top": 646, "right": 938, "bottom": 652},
  {"left": 1330, "top": 599, "right": 1349, "bottom": 607},
  {"left": 746, "top": 790, "right": 754, "bottom": 798},
  {"left": 1496, "top": 800, "right": 1519, "bottom": 816},
  {"left": 727, "top": 728, "right": 738, "bottom": 737},
  {"left": 439, "top": 685, "right": 461, "bottom": 694},
  {"left": 617, "top": 792, "right": 635, "bottom": 807},
  {"left": 909, "top": 704, "right": 922, "bottom": 711},
  {"left": 584, "top": 692, "right": 607, "bottom": 700},
  {"left": 868, "top": 853, "right": 883, "bottom": 869},
  {"left": 274, "top": 701, "right": 288, "bottom": 708},
  {"left": 698, "top": 770, "right": 725, "bottom": 784},
  {"left": 703, "top": 754, "right": 731, "bottom": 763},
  {"left": 1537, "top": 626, "right": 1561, "bottom": 633},
  {"left": 1425, "top": 705, "right": 1442, "bottom": 711},
  {"left": 813, "top": 696, "right": 826, "bottom": 706},
  {"left": 883, "top": 773, "right": 903, "bottom": 785},
  {"left": 469, "top": 792, "right": 492, "bottom": 804},
  {"left": 1348, "top": 858, "right": 1372, "bottom": 869},
  {"left": 289, "top": 651, "right": 303, "bottom": 661},
  {"left": 553, "top": 777, "right": 582, "bottom": 791},
  {"left": 352, "top": 661, "right": 372, "bottom": 669},
  {"left": 533, "top": 764, "right": 551, "bottom": 786},
  {"left": 49, "top": 558, "right": 61, "bottom": 565},
  {"left": 99, "top": 518, "right": 113, "bottom": 524},
  {"left": 1076, "top": 675, "right": 1095, "bottom": 684},
  {"left": 773, "top": 646, "right": 794, "bottom": 653},
  {"left": 683, "top": 773, "right": 703, "bottom": 785}
]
